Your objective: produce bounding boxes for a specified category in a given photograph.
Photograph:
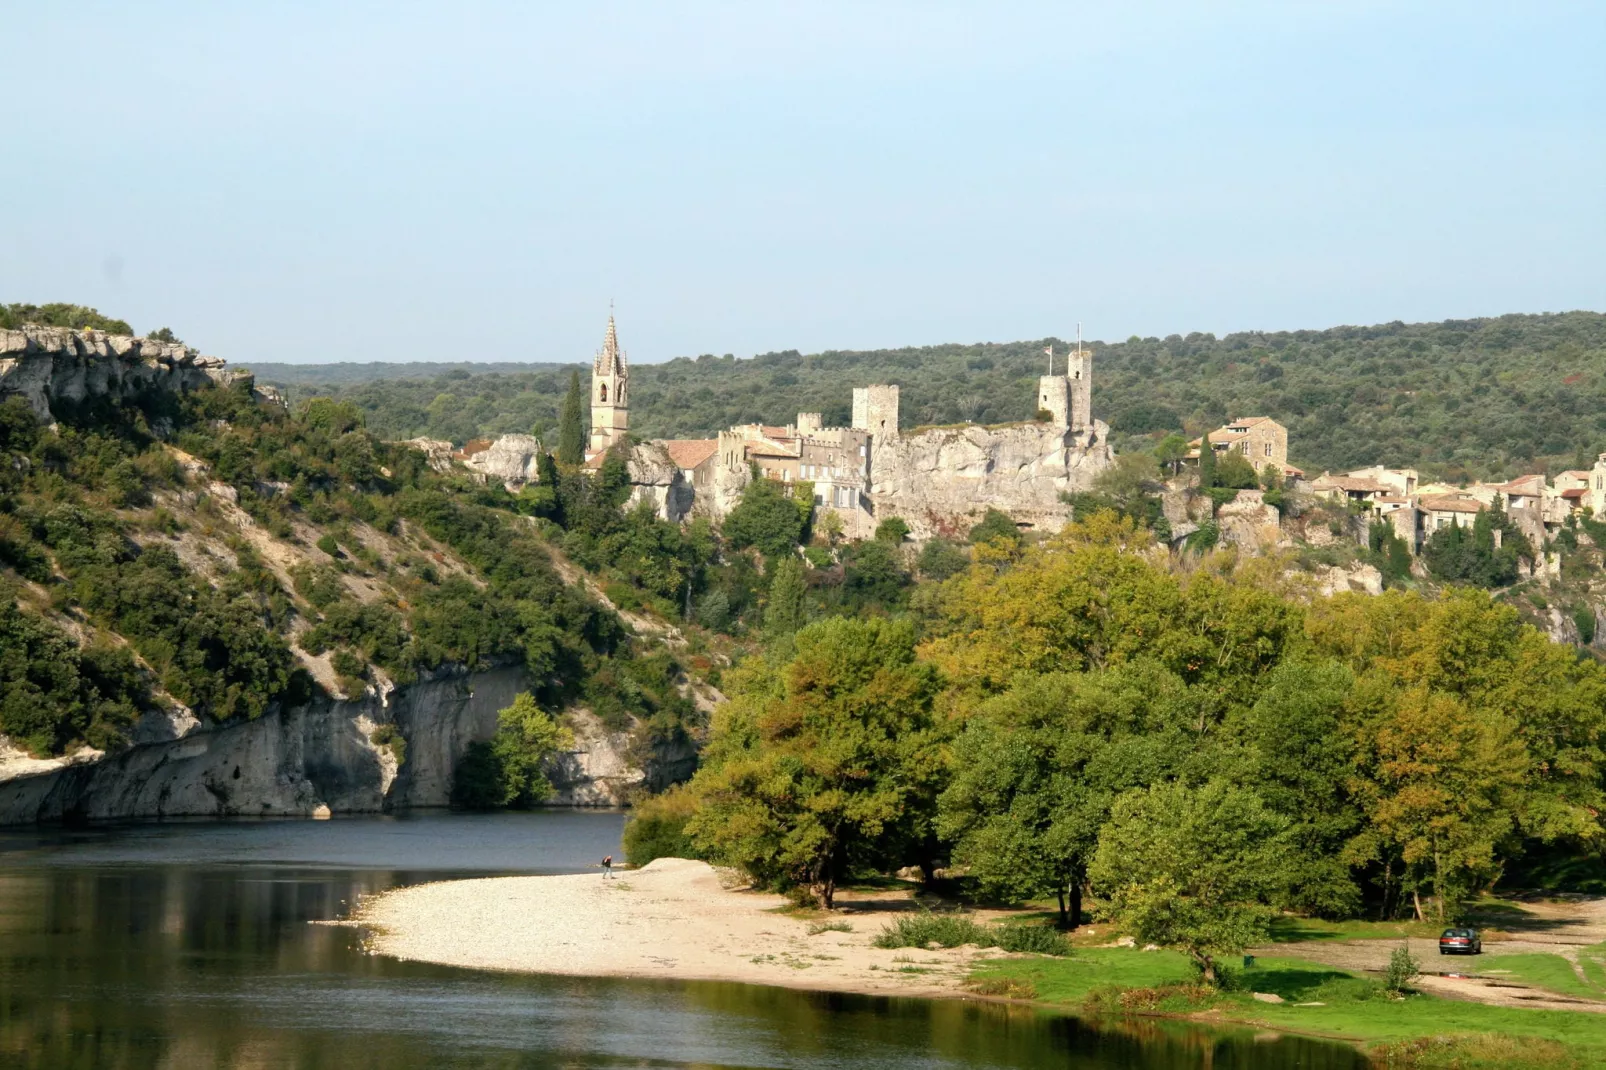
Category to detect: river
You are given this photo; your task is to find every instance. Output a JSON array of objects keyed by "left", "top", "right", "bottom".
[{"left": 0, "top": 812, "right": 1366, "bottom": 1069}]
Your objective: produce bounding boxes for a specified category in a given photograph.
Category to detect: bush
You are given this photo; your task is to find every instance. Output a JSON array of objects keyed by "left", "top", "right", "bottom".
[
  {"left": 992, "top": 923, "right": 1072, "bottom": 956},
  {"left": 873, "top": 913, "right": 989, "bottom": 949},
  {"left": 451, "top": 693, "right": 574, "bottom": 810},
  {"left": 622, "top": 787, "right": 700, "bottom": 865},
  {"left": 1384, "top": 944, "right": 1420, "bottom": 995},
  {"left": 874, "top": 516, "right": 911, "bottom": 543}
]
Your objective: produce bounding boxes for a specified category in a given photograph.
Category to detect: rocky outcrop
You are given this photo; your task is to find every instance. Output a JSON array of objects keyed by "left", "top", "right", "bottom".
[
  {"left": 0, "top": 662, "right": 694, "bottom": 824},
  {"left": 461, "top": 434, "right": 692, "bottom": 522},
  {"left": 402, "top": 437, "right": 456, "bottom": 473},
  {"left": 0, "top": 326, "right": 248, "bottom": 421},
  {"left": 462, "top": 434, "right": 545, "bottom": 484},
  {"left": 1216, "top": 490, "right": 1285, "bottom": 551},
  {"left": 868, "top": 420, "right": 1114, "bottom": 539}
]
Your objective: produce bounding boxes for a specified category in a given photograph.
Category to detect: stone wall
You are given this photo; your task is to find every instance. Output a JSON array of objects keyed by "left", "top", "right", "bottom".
[{"left": 0, "top": 326, "right": 247, "bottom": 421}]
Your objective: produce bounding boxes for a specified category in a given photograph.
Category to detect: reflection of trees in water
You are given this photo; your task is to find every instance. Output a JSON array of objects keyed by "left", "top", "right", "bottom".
[{"left": 0, "top": 865, "right": 1365, "bottom": 1069}]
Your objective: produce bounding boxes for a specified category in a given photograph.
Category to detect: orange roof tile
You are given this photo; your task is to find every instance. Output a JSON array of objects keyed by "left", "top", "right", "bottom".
[{"left": 663, "top": 439, "right": 718, "bottom": 469}]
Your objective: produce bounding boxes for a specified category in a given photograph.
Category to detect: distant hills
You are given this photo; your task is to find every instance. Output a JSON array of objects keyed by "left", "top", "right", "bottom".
[{"left": 250, "top": 311, "right": 1606, "bottom": 482}]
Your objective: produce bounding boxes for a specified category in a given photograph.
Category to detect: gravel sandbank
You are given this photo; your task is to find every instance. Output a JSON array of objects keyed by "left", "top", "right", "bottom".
[{"left": 357, "top": 858, "right": 988, "bottom": 998}]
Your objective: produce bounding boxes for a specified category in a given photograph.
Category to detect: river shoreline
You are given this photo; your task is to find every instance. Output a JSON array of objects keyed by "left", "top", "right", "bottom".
[{"left": 354, "top": 857, "right": 995, "bottom": 1000}]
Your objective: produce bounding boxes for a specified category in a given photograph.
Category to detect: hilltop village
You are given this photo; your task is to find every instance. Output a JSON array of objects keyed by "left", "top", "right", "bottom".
[
  {"left": 455, "top": 316, "right": 1113, "bottom": 539},
  {"left": 449, "top": 317, "right": 1602, "bottom": 574}
]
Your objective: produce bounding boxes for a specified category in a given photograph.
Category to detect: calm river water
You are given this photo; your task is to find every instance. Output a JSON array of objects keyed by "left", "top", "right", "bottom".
[{"left": 0, "top": 812, "right": 1365, "bottom": 1069}]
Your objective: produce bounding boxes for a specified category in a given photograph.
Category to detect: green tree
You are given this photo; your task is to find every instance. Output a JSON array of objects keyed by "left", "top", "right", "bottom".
[
  {"left": 763, "top": 555, "right": 806, "bottom": 639},
  {"left": 1197, "top": 439, "right": 1217, "bottom": 489},
  {"left": 1090, "top": 779, "right": 1288, "bottom": 983},
  {"left": 875, "top": 516, "right": 911, "bottom": 543},
  {"left": 1214, "top": 450, "right": 1259, "bottom": 489},
  {"left": 557, "top": 371, "right": 585, "bottom": 465},
  {"left": 723, "top": 476, "right": 806, "bottom": 558},
  {"left": 685, "top": 617, "right": 940, "bottom": 908},
  {"left": 1155, "top": 433, "right": 1190, "bottom": 476},
  {"left": 937, "top": 668, "right": 1188, "bottom": 928},
  {"left": 452, "top": 692, "right": 575, "bottom": 809},
  {"left": 968, "top": 508, "right": 1019, "bottom": 548},
  {"left": 915, "top": 538, "right": 969, "bottom": 581}
]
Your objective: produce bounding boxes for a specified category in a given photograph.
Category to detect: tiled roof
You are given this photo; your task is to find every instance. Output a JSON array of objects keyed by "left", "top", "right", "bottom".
[
  {"left": 1563, "top": 488, "right": 1587, "bottom": 500},
  {"left": 663, "top": 439, "right": 718, "bottom": 469},
  {"left": 1419, "top": 495, "right": 1483, "bottom": 514},
  {"left": 1495, "top": 474, "right": 1546, "bottom": 495},
  {"left": 745, "top": 441, "right": 800, "bottom": 459},
  {"left": 1313, "top": 476, "right": 1391, "bottom": 494}
]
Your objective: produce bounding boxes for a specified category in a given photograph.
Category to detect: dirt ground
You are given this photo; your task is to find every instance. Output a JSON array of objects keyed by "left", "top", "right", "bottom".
[{"left": 1251, "top": 895, "right": 1606, "bottom": 1012}]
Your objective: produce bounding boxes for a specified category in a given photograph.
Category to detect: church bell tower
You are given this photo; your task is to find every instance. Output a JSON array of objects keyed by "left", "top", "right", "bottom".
[{"left": 589, "top": 313, "right": 629, "bottom": 455}]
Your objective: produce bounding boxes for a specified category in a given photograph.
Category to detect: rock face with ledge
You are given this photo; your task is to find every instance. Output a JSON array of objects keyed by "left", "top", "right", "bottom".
[
  {"left": 0, "top": 326, "right": 249, "bottom": 421},
  {"left": 867, "top": 421, "right": 1115, "bottom": 539}
]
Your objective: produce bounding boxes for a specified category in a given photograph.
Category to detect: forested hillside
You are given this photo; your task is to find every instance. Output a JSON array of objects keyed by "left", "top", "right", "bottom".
[{"left": 253, "top": 311, "right": 1606, "bottom": 481}]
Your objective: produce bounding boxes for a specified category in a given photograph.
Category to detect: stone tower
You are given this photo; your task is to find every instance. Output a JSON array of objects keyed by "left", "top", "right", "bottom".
[
  {"left": 1037, "top": 373, "right": 1072, "bottom": 427},
  {"left": 852, "top": 385, "right": 900, "bottom": 441},
  {"left": 1066, "top": 341, "right": 1092, "bottom": 430},
  {"left": 589, "top": 314, "right": 629, "bottom": 454}
]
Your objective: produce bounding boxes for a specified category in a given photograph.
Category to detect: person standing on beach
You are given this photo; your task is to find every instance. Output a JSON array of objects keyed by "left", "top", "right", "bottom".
[{"left": 602, "top": 854, "right": 613, "bottom": 879}]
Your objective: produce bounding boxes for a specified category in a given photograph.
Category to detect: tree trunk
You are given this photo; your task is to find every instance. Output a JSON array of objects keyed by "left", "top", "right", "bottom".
[
  {"left": 820, "top": 875, "right": 835, "bottom": 911},
  {"left": 1057, "top": 888, "right": 1068, "bottom": 929},
  {"left": 1412, "top": 887, "right": 1424, "bottom": 922},
  {"left": 1434, "top": 846, "right": 1445, "bottom": 925},
  {"left": 1069, "top": 880, "right": 1083, "bottom": 932},
  {"left": 1200, "top": 953, "right": 1217, "bottom": 984}
]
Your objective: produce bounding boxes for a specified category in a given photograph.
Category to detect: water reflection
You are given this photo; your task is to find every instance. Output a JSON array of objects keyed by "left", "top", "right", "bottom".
[{"left": 0, "top": 814, "right": 1365, "bottom": 1069}]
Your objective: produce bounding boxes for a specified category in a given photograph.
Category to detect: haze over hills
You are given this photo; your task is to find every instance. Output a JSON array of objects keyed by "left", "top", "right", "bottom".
[{"left": 251, "top": 311, "right": 1606, "bottom": 482}]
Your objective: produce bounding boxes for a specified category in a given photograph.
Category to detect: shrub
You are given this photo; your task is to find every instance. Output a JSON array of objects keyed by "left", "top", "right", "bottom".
[
  {"left": 1384, "top": 944, "right": 1420, "bottom": 995},
  {"left": 316, "top": 533, "right": 341, "bottom": 557},
  {"left": 992, "top": 923, "right": 1072, "bottom": 956},
  {"left": 873, "top": 913, "right": 989, "bottom": 949},
  {"left": 874, "top": 516, "right": 911, "bottom": 543},
  {"left": 807, "top": 920, "right": 853, "bottom": 935},
  {"left": 622, "top": 787, "right": 700, "bottom": 865}
]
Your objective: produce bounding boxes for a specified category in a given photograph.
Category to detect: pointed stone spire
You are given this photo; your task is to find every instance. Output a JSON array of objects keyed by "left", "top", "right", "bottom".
[{"left": 594, "top": 314, "right": 627, "bottom": 376}]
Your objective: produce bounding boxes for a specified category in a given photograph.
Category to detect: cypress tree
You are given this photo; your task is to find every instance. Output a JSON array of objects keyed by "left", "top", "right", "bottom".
[
  {"left": 1197, "top": 436, "right": 1217, "bottom": 489},
  {"left": 558, "top": 371, "right": 585, "bottom": 465},
  {"left": 763, "top": 556, "right": 807, "bottom": 640}
]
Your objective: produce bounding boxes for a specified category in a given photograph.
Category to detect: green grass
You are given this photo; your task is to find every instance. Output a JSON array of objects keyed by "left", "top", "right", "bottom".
[
  {"left": 968, "top": 949, "right": 1606, "bottom": 1068},
  {"left": 1479, "top": 953, "right": 1600, "bottom": 1000},
  {"left": 1266, "top": 898, "right": 1537, "bottom": 945}
]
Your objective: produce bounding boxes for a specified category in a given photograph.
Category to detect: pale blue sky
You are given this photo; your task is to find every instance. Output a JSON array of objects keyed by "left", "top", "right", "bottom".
[{"left": 5, "top": 2, "right": 1602, "bottom": 365}]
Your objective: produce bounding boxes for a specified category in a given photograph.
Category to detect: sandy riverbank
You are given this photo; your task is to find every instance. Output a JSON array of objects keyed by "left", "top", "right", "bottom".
[{"left": 356, "top": 858, "right": 991, "bottom": 998}]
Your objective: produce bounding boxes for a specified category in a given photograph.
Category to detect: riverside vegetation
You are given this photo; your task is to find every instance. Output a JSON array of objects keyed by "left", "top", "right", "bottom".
[{"left": 12, "top": 306, "right": 1606, "bottom": 1065}]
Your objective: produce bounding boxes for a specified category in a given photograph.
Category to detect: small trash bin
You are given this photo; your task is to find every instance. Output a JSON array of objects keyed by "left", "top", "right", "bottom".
[{"left": 1243, "top": 955, "right": 1255, "bottom": 968}]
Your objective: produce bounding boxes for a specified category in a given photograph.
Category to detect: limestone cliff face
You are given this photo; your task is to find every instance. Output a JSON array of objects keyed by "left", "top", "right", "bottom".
[
  {"left": 0, "top": 326, "right": 246, "bottom": 420},
  {"left": 868, "top": 421, "right": 1114, "bottom": 539},
  {"left": 0, "top": 662, "right": 690, "bottom": 824},
  {"left": 462, "top": 435, "right": 692, "bottom": 522}
]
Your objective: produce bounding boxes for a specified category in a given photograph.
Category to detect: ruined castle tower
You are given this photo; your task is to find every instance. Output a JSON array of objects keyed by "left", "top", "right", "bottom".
[
  {"left": 1038, "top": 338, "right": 1094, "bottom": 430},
  {"left": 590, "top": 314, "right": 629, "bottom": 454},
  {"left": 852, "top": 385, "right": 900, "bottom": 441},
  {"left": 1067, "top": 340, "right": 1092, "bottom": 430}
]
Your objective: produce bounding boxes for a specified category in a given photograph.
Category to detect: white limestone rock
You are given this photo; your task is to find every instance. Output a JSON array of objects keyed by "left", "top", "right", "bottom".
[{"left": 867, "top": 420, "right": 1114, "bottom": 539}]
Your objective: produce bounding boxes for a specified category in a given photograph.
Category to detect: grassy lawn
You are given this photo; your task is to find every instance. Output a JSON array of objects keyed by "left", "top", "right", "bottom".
[
  {"left": 968, "top": 949, "right": 1606, "bottom": 1068},
  {"left": 1480, "top": 952, "right": 1601, "bottom": 1000}
]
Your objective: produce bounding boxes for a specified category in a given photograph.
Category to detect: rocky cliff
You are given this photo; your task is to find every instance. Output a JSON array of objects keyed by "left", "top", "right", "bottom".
[
  {"left": 463, "top": 435, "right": 693, "bottom": 522},
  {"left": 868, "top": 420, "right": 1115, "bottom": 539},
  {"left": 0, "top": 662, "right": 694, "bottom": 824},
  {"left": 0, "top": 326, "right": 248, "bottom": 420}
]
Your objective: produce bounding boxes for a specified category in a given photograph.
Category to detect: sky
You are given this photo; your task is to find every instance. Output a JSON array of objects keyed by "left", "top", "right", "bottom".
[{"left": 4, "top": 2, "right": 1603, "bottom": 366}]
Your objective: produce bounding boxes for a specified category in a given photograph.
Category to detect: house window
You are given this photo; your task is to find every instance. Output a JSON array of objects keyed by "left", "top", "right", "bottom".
[{"left": 1264, "top": 443, "right": 1272, "bottom": 457}]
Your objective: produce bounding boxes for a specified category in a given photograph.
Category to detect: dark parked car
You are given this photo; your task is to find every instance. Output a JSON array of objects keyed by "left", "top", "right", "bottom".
[{"left": 1439, "top": 928, "right": 1482, "bottom": 955}]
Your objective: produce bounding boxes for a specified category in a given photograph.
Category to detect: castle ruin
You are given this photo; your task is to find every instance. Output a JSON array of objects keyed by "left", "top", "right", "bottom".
[{"left": 478, "top": 316, "right": 1113, "bottom": 538}]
